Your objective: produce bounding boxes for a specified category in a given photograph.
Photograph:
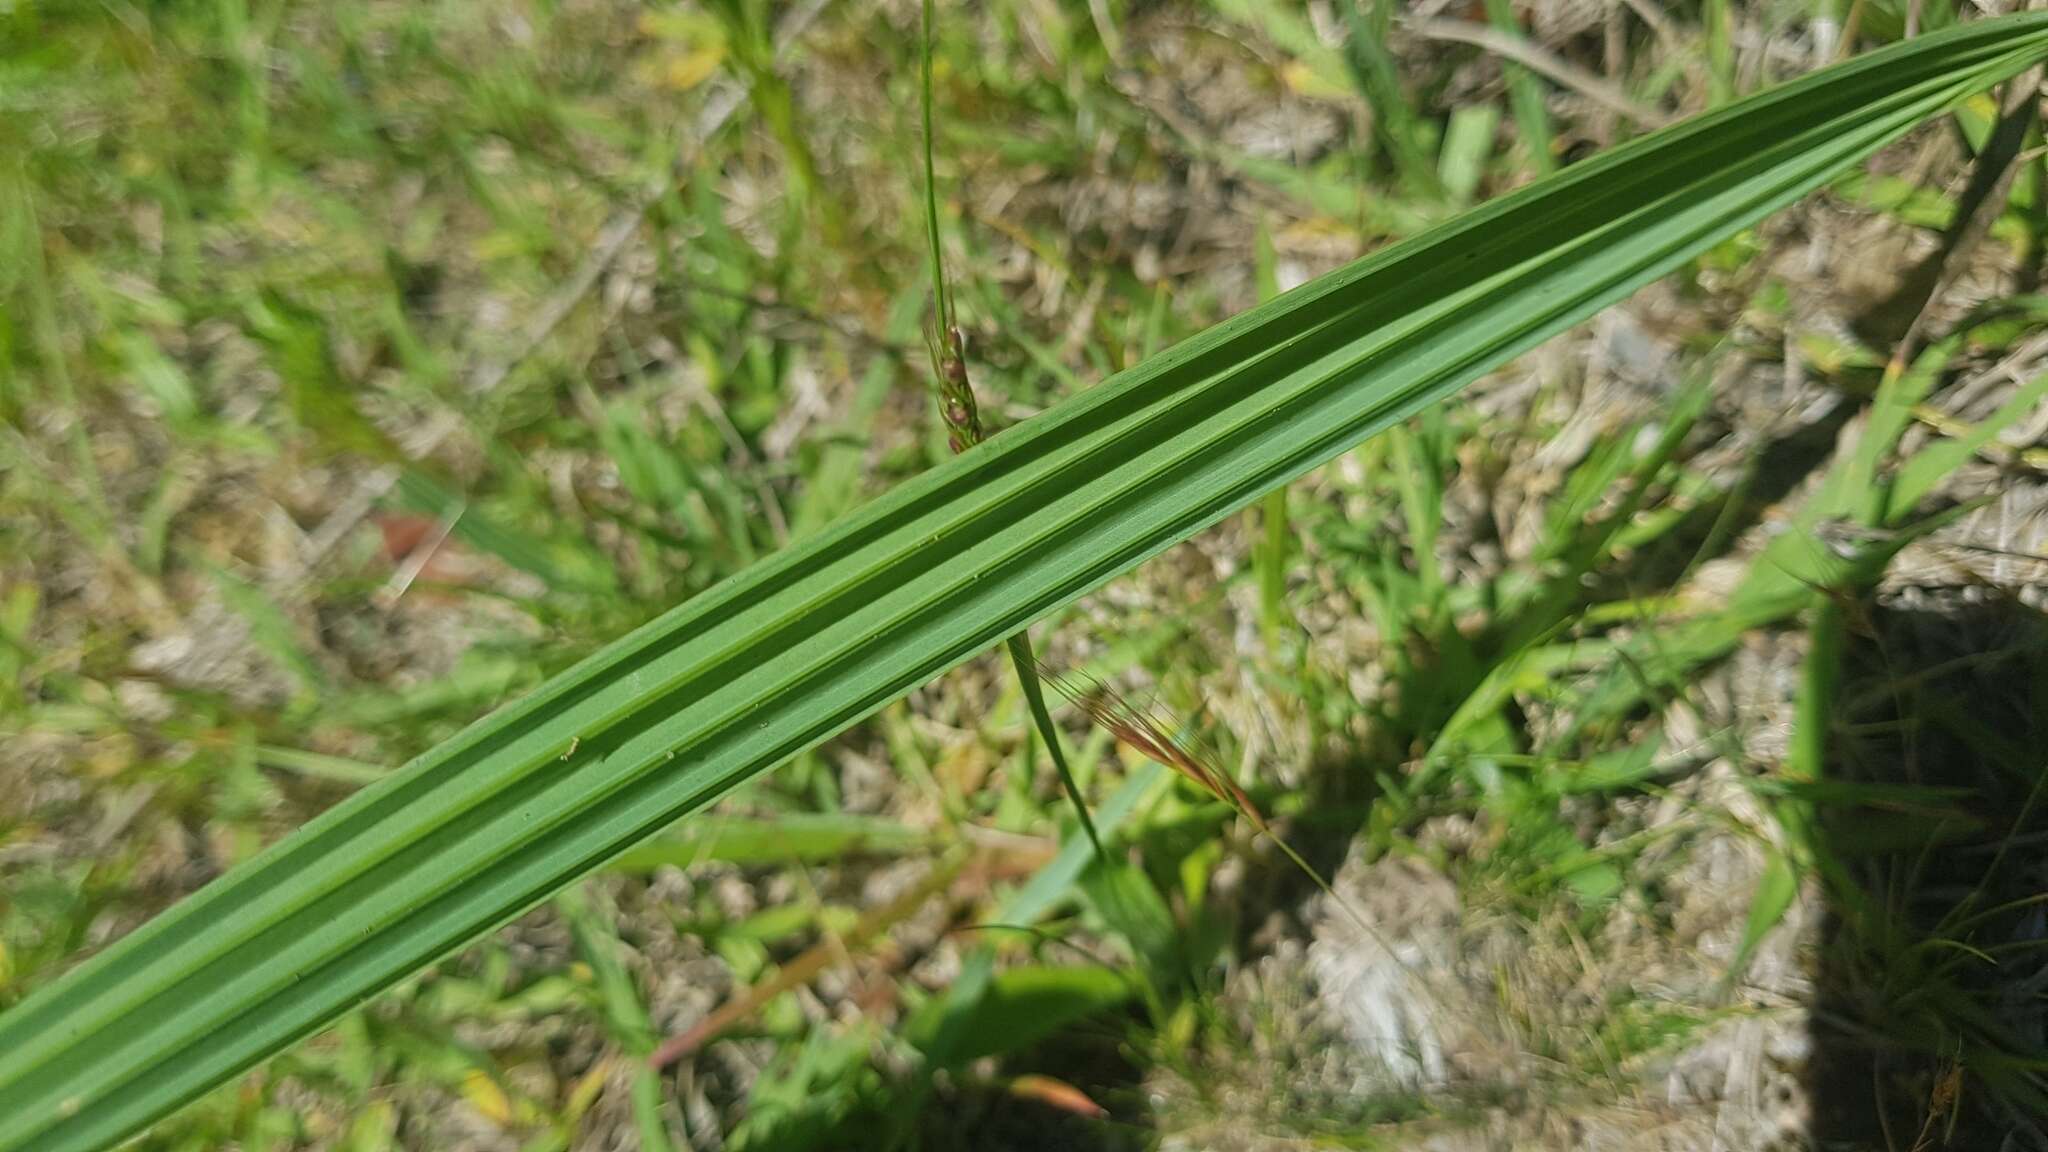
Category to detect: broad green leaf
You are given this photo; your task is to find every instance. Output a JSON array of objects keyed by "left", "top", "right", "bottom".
[
  {"left": 3, "top": 20, "right": 2045, "bottom": 1151},
  {"left": 905, "top": 965, "right": 1131, "bottom": 1065},
  {"left": 909, "top": 762, "right": 1168, "bottom": 1086}
]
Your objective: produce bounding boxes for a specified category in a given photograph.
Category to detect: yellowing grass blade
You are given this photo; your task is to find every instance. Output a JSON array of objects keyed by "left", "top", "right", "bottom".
[{"left": 3, "top": 18, "right": 2046, "bottom": 1151}]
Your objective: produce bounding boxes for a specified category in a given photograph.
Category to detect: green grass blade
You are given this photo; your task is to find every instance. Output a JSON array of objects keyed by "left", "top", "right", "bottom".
[
  {"left": 1726, "top": 845, "right": 1800, "bottom": 987},
  {"left": 1483, "top": 0, "right": 1557, "bottom": 173},
  {"left": 1893, "top": 365, "right": 2048, "bottom": 512},
  {"left": 2, "top": 19, "right": 2045, "bottom": 1151},
  {"left": 1342, "top": 0, "right": 1445, "bottom": 197},
  {"left": 558, "top": 888, "right": 675, "bottom": 1152},
  {"left": 1705, "top": 0, "right": 1737, "bottom": 105}
]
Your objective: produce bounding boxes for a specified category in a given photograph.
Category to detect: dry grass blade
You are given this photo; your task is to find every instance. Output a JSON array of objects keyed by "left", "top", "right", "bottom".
[{"left": 647, "top": 850, "right": 967, "bottom": 1070}]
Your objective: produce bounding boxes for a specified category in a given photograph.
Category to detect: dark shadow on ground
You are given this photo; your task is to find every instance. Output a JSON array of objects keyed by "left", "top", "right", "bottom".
[
  {"left": 1806, "top": 593, "right": 2048, "bottom": 1151},
  {"left": 915, "top": 1077, "right": 1151, "bottom": 1151},
  {"left": 906, "top": 1017, "right": 1150, "bottom": 1152}
]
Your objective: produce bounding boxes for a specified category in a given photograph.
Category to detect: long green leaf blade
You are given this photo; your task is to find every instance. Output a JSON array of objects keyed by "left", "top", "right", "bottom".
[{"left": 2, "top": 19, "right": 2044, "bottom": 1151}]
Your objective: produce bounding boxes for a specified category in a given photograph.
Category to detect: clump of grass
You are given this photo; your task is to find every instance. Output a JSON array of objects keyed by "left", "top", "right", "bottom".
[{"left": 1033, "top": 659, "right": 1442, "bottom": 1030}]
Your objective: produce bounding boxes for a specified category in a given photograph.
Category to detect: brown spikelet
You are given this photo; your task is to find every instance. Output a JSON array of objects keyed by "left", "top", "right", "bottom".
[
  {"left": 1037, "top": 663, "right": 1429, "bottom": 1014},
  {"left": 926, "top": 317, "right": 983, "bottom": 453},
  {"left": 1034, "top": 662, "right": 1268, "bottom": 833}
]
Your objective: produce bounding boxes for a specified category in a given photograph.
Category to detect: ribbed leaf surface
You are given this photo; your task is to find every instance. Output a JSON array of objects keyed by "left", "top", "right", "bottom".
[{"left": 3, "top": 19, "right": 2045, "bottom": 1150}]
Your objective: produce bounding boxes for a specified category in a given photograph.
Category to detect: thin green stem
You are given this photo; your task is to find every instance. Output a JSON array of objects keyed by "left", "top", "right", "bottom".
[
  {"left": 920, "top": 0, "right": 1100, "bottom": 861},
  {"left": 1009, "top": 633, "right": 1105, "bottom": 858},
  {"left": 1483, "top": 0, "right": 1557, "bottom": 173},
  {"left": 920, "top": 0, "right": 950, "bottom": 329}
]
